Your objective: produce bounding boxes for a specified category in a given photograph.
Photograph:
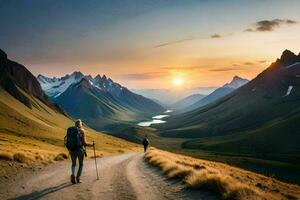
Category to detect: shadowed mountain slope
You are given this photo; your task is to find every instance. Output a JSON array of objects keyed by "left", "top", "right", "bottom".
[{"left": 159, "top": 50, "right": 300, "bottom": 139}]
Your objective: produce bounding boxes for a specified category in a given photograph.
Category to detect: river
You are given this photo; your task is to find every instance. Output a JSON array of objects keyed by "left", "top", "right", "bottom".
[{"left": 137, "top": 110, "right": 172, "bottom": 127}]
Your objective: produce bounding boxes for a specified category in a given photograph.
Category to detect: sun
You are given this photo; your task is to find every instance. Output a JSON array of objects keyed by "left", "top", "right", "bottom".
[{"left": 173, "top": 77, "right": 183, "bottom": 86}]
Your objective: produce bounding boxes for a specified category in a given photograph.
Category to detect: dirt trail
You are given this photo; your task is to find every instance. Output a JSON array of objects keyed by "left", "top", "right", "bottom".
[{"left": 1, "top": 153, "right": 217, "bottom": 200}]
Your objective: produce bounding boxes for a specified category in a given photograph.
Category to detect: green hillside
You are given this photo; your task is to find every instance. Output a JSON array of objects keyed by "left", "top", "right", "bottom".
[
  {"left": 150, "top": 50, "right": 300, "bottom": 184},
  {"left": 0, "top": 49, "right": 139, "bottom": 164},
  {"left": 159, "top": 50, "right": 300, "bottom": 138}
]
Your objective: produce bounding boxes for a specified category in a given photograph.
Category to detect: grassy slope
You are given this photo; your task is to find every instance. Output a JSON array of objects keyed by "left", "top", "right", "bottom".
[
  {"left": 159, "top": 60, "right": 300, "bottom": 139},
  {"left": 130, "top": 120, "right": 300, "bottom": 184},
  {"left": 145, "top": 148, "right": 300, "bottom": 200},
  {"left": 0, "top": 87, "right": 140, "bottom": 164},
  {"left": 179, "top": 112, "right": 300, "bottom": 184},
  {"left": 149, "top": 61, "right": 300, "bottom": 184}
]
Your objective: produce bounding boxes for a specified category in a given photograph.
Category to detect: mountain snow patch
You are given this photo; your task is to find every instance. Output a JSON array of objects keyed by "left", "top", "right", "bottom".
[
  {"left": 37, "top": 73, "right": 84, "bottom": 97},
  {"left": 283, "top": 86, "right": 293, "bottom": 97},
  {"left": 286, "top": 62, "right": 300, "bottom": 69}
]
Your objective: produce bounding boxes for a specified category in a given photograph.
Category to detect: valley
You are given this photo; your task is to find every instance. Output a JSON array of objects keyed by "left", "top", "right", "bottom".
[
  {"left": 0, "top": 49, "right": 140, "bottom": 181},
  {"left": 133, "top": 50, "right": 300, "bottom": 185},
  {"left": 1, "top": 1, "right": 300, "bottom": 199},
  {"left": 96, "top": 50, "right": 300, "bottom": 185},
  {"left": 2, "top": 48, "right": 298, "bottom": 186}
]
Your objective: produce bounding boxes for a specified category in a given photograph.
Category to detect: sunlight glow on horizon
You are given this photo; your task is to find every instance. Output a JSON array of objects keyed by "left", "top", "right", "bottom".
[
  {"left": 1, "top": 0, "right": 300, "bottom": 90},
  {"left": 173, "top": 77, "right": 184, "bottom": 86}
]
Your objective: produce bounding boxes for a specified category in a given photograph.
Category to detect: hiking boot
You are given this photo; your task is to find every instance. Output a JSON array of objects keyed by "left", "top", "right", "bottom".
[
  {"left": 71, "top": 175, "right": 76, "bottom": 184},
  {"left": 76, "top": 177, "right": 81, "bottom": 183}
]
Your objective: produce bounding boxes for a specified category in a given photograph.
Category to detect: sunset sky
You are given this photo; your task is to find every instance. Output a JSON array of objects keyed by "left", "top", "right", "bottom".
[{"left": 1, "top": 0, "right": 300, "bottom": 90}]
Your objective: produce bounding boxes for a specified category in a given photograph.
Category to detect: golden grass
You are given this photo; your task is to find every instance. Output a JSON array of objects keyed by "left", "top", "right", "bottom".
[
  {"left": 54, "top": 153, "right": 68, "bottom": 161},
  {"left": 13, "top": 153, "right": 30, "bottom": 163},
  {"left": 0, "top": 152, "right": 13, "bottom": 161},
  {"left": 145, "top": 148, "right": 300, "bottom": 200},
  {"left": 0, "top": 87, "right": 141, "bottom": 166}
]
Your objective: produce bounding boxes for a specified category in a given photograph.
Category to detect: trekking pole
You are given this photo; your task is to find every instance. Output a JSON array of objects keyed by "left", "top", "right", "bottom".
[{"left": 93, "top": 141, "right": 99, "bottom": 180}]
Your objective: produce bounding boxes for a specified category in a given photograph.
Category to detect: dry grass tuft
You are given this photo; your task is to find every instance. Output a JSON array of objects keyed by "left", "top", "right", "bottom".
[
  {"left": 185, "top": 170, "right": 262, "bottom": 199},
  {"left": 13, "top": 153, "right": 30, "bottom": 163},
  {"left": 0, "top": 152, "right": 13, "bottom": 161},
  {"left": 35, "top": 154, "right": 44, "bottom": 160},
  {"left": 54, "top": 153, "right": 68, "bottom": 161},
  {"left": 166, "top": 165, "right": 193, "bottom": 179},
  {"left": 186, "top": 171, "right": 231, "bottom": 195},
  {"left": 145, "top": 148, "right": 300, "bottom": 200}
]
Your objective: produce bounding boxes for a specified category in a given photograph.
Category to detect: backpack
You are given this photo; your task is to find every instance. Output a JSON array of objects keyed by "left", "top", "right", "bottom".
[
  {"left": 143, "top": 138, "right": 149, "bottom": 146},
  {"left": 64, "top": 126, "right": 82, "bottom": 150}
]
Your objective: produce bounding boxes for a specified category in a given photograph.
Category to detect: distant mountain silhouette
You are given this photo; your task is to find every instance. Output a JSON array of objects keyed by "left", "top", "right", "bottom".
[
  {"left": 182, "top": 76, "right": 249, "bottom": 112},
  {"left": 171, "top": 94, "right": 206, "bottom": 111}
]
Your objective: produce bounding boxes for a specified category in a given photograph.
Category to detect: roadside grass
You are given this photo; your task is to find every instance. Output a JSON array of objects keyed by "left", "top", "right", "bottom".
[
  {"left": 145, "top": 148, "right": 300, "bottom": 200},
  {"left": 0, "top": 152, "right": 13, "bottom": 161},
  {"left": 54, "top": 153, "right": 68, "bottom": 161},
  {"left": 13, "top": 153, "right": 31, "bottom": 163},
  {"left": 0, "top": 88, "right": 141, "bottom": 166},
  {"left": 136, "top": 126, "right": 300, "bottom": 185}
]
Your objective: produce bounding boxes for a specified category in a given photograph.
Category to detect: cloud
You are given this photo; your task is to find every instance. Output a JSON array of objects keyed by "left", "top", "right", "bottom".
[
  {"left": 153, "top": 33, "right": 223, "bottom": 48},
  {"left": 162, "top": 66, "right": 202, "bottom": 71},
  {"left": 244, "top": 62, "right": 254, "bottom": 65},
  {"left": 153, "top": 37, "right": 197, "bottom": 48},
  {"left": 245, "top": 19, "right": 297, "bottom": 32},
  {"left": 120, "top": 72, "right": 167, "bottom": 80},
  {"left": 210, "top": 34, "right": 222, "bottom": 38},
  {"left": 258, "top": 60, "right": 267, "bottom": 64}
]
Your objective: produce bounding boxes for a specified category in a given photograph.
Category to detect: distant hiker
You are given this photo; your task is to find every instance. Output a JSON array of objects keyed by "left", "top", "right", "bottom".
[
  {"left": 142, "top": 135, "right": 149, "bottom": 153},
  {"left": 65, "top": 119, "right": 93, "bottom": 184}
]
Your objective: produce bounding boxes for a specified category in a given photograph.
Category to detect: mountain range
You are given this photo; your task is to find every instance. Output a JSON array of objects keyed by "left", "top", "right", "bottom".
[
  {"left": 38, "top": 72, "right": 165, "bottom": 132},
  {"left": 153, "top": 50, "right": 300, "bottom": 183},
  {"left": 133, "top": 87, "right": 217, "bottom": 106},
  {"left": 160, "top": 50, "right": 300, "bottom": 139},
  {"left": 0, "top": 48, "right": 138, "bottom": 170},
  {"left": 2, "top": 47, "right": 300, "bottom": 184},
  {"left": 176, "top": 76, "right": 249, "bottom": 112}
]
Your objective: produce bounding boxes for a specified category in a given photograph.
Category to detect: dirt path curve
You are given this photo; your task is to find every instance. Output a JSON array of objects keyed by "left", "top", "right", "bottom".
[{"left": 1, "top": 153, "right": 217, "bottom": 200}]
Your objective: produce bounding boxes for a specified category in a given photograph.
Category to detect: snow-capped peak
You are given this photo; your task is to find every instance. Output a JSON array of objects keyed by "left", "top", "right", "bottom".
[
  {"left": 37, "top": 72, "right": 84, "bottom": 98},
  {"left": 38, "top": 71, "right": 130, "bottom": 98},
  {"left": 223, "top": 76, "right": 249, "bottom": 89}
]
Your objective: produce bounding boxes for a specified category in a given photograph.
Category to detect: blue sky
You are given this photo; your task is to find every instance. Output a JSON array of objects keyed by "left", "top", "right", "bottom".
[{"left": 1, "top": 0, "right": 299, "bottom": 89}]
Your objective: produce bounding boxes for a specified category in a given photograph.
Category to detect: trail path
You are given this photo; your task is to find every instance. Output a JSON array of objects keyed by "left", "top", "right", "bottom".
[{"left": 1, "top": 153, "right": 217, "bottom": 200}]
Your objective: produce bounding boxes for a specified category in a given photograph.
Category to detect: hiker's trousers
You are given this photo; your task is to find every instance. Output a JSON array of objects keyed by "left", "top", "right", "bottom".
[
  {"left": 144, "top": 145, "right": 148, "bottom": 153},
  {"left": 70, "top": 148, "right": 84, "bottom": 177}
]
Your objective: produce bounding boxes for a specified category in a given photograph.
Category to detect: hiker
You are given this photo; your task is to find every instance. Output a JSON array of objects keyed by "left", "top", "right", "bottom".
[
  {"left": 142, "top": 135, "right": 149, "bottom": 153},
  {"left": 65, "top": 119, "right": 93, "bottom": 184}
]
